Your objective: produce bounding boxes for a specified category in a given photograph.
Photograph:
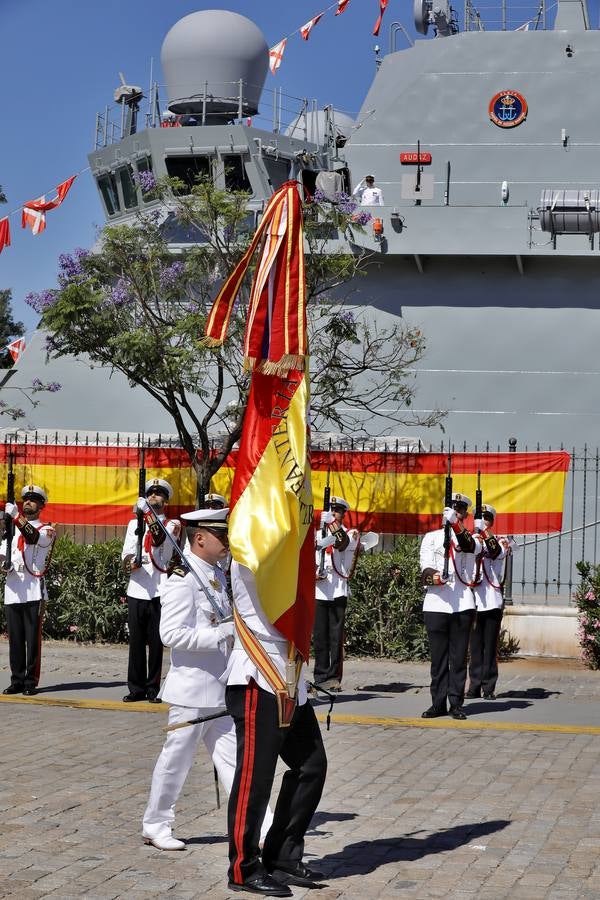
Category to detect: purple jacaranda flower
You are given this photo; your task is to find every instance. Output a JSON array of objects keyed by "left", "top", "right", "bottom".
[
  {"left": 107, "top": 279, "right": 133, "bottom": 307},
  {"left": 58, "top": 248, "right": 89, "bottom": 285},
  {"left": 351, "top": 210, "right": 373, "bottom": 226},
  {"left": 25, "top": 289, "right": 58, "bottom": 314},
  {"left": 159, "top": 261, "right": 185, "bottom": 291},
  {"left": 134, "top": 170, "right": 157, "bottom": 193}
]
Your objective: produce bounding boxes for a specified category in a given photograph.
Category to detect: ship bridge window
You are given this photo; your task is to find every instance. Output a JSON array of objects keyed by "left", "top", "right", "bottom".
[
  {"left": 97, "top": 173, "right": 120, "bottom": 216},
  {"left": 263, "top": 158, "right": 291, "bottom": 190},
  {"left": 222, "top": 155, "right": 251, "bottom": 192},
  {"left": 136, "top": 157, "right": 154, "bottom": 204},
  {"left": 118, "top": 165, "right": 138, "bottom": 210},
  {"left": 165, "top": 155, "right": 212, "bottom": 194}
]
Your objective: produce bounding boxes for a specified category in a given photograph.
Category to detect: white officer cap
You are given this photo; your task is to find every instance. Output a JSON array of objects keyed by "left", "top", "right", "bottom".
[
  {"left": 145, "top": 477, "right": 173, "bottom": 500},
  {"left": 21, "top": 484, "right": 48, "bottom": 505},
  {"left": 452, "top": 492, "right": 472, "bottom": 509},
  {"left": 330, "top": 495, "right": 350, "bottom": 512},
  {"left": 482, "top": 504, "right": 497, "bottom": 519},
  {"left": 181, "top": 507, "right": 229, "bottom": 530},
  {"left": 203, "top": 493, "right": 226, "bottom": 509}
]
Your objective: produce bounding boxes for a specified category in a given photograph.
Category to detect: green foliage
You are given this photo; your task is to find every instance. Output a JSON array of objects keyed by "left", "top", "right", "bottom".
[
  {"left": 0, "top": 536, "right": 129, "bottom": 643},
  {"left": 573, "top": 560, "right": 600, "bottom": 669},
  {"left": 498, "top": 627, "right": 520, "bottom": 659},
  {"left": 346, "top": 539, "right": 429, "bottom": 660}
]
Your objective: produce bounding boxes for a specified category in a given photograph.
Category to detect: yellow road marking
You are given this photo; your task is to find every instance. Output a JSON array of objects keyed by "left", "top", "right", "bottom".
[
  {"left": 0, "top": 695, "right": 166, "bottom": 713},
  {"left": 315, "top": 712, "right": 600, "bottom": 735},
  {"left": 2, "top": 694, "right": 600, "bottom": 735}
]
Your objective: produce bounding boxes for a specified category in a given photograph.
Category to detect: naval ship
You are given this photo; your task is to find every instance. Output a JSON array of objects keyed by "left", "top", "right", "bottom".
[{"left": 86, "top": 0, "right": 600, "bottom": 451}]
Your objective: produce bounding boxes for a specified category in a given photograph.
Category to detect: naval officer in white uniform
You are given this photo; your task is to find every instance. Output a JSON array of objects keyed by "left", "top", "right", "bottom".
[
  {"left": 1, "top": 484, "right": 55, "bottom": 695},
  {"left": 142, "top": 506, "right": 272, "bottom": 851}
]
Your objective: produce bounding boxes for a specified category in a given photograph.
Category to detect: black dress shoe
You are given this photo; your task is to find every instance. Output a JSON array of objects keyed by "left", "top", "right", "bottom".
[
  {"left": 146, "top": 693, "right": 162, "bottom": 704},
  {"left": 3, "top": 685, "right": 23, "bottom": 695},
  {"left": 465, "top": 691, "right": 481, "bottom": 699},
  {"left": 270, "top": 861, "right": 325, "bottom": 887},
  {"left": 22, "top": 688, "right": 37, "bottom": 696},
  {"left": 122, "top": 693, "right": 146, "bottom": 702},
  {"left": 449, "top": 705, "right": 467, "bottom": 720},
  {"left": 483, "top": 692, "right": 497, "bottom": 700},
  {"left": 421, "top": 705, "right": 447, "bottom": 718},
  {"left": 227, "top": 873, "right": 292, "bottom": 896}
]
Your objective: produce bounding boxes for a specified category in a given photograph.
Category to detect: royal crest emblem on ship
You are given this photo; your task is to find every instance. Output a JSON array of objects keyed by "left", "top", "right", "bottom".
[{"left": 489, "top": 90, "right": 528, "bottom": 128}]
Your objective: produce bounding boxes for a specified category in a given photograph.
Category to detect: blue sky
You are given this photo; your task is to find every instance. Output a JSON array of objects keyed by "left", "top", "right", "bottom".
[{"left": 0, "top": 0, "right": 590, "bottom": 336}]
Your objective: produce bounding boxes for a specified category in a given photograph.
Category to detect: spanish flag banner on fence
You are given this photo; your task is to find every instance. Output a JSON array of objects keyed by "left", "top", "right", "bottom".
[
  {"left": 204, "top": 180, "right": 315, "bottom": 659},
  {"left": 0, "top": 445, "right": 569, "bottom": 539}
]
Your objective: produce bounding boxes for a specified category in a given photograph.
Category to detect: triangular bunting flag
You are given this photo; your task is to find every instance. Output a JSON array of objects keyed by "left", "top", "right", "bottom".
[
  {"left": 300, "top": 14, "right": 324, "bottom": 40},
  {"left": 373, "top": 0, "right": 389, "bottom": 35},
  {"left": 269, "top": 38, "right": 287, "bottom": 74},
  {"left": 22, "top": 201, "right": 46, "bottom": 235},
  {"left": 336, "top": 0, "right": 351, "bottom": 15},
  {"left": 24, "top": 176, "right": 76, "bottom": 213},
  {"left": 0, "top": 217, "right": 10, "bottom": 255},
  {"left": 6, "top": 338, "right": 26, "bottom": 363}
]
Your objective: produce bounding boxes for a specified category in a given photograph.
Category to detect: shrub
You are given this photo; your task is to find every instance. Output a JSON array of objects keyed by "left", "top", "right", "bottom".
[
  {"left": 346, "top": 538, "right": 429, "bottom": 661},
  {"left": 574, "top": 561, "right": 600, "bottom": 669},
  {"left": 0, "top": 536, "right": 129, "bottom": 643}
]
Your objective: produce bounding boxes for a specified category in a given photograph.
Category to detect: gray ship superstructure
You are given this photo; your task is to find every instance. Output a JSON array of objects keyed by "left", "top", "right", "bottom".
[{"left": 88, "top": 3, "right": 600, "bottom": 449}]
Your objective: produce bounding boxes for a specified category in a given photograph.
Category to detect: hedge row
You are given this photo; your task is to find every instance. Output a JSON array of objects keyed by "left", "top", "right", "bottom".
[{"left": 0, "top": 536, "right": 518, "bottom": 660}]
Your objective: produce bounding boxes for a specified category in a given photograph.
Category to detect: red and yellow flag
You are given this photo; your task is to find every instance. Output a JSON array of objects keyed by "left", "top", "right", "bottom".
[{"left": 205, "top": 180, "right": 315, "bottom": 659}]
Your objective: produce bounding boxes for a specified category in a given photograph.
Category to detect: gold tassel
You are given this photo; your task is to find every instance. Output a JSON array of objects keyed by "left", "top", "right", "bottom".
[{"left": 199, "top": 336, "right": 225, "bottom": 349}]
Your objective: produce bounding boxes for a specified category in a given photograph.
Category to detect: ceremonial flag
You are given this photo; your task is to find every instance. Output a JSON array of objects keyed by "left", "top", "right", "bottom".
[
  {"left": 22, "top": 176, "right": 76, "bottom": 234},
  {"left": 6, "top": 338, "right": 25, "bottom": 363},
  {"left": 336, "top": 0, "right": 351, "bottom": 14},
  {"left": 269, "top": 38, "right": 287, "bottom": 74},
  {"left": 373, "top": 0, "right": 389, "bottom": 35},
  {"left": 205, "top": 180, "right": 314, "bottom": 659},
  {"left": 300, "top": 14, "right": 323, "bottom": 40},
  {"left": 0, "top": 217, "right": 10, "bottom": 254}
]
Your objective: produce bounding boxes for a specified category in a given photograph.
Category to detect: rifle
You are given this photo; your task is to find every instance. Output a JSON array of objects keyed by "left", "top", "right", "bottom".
[
  {"left": 134, "top": 446, "right": 146, "bottom": 568},
  {"left": 142, "top": 502, "right": 231, "bottom": 623},
  {"left": 316, "top": 464, "right": 331, "bottom": 579},
  {"left": 474, "top": 470, "right": 482, "bottom": 531},
  {"left": 4, "top": 447, "right": 14, "bottom": 571},
  {"left": 442, "top": 454, "right": 452, "bottom": 580}
]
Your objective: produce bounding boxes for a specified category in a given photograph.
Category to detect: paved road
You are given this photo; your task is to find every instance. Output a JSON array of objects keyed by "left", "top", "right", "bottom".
[{"left": 1, "top": 640, "right": 600, "bottom": 899}]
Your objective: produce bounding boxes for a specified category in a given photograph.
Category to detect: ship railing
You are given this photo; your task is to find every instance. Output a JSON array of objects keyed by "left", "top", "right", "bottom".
[{"left": 94, "top": 80, "right": 330, "bottom": 150}]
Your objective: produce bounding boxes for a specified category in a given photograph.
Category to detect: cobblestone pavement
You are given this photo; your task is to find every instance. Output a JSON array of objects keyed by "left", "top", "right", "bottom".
[{"left": 1, "top": 642, "right": 600, "bottom": 899}]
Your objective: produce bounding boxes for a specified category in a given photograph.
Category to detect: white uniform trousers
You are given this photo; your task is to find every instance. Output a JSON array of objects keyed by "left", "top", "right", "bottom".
[{"left": 143, "top": 703, "right": 273, "bottom": 840}]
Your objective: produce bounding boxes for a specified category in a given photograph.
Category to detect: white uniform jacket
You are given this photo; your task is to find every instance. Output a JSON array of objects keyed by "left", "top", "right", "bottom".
[
  {"left": 315, "top": 526, "right": 360, "bottom": 602},
  {"left": 224, "top": 561, "right": 308, "bottom": 706},
  {"left": 158, "top": 553, "right": 234, "bottom": 708},
  {"left": 122, "top": 515, "right": 179, "bottom": 600},
  {"left": 352, "top": 184, "right": 384, "bottom": 206},
  {"left": 420, "top": 527, "right": 480, "bottom": 614},
  {"left": 473, "top": 536, "right": 512, "bottom": 611},
  {"left": 1, "top": 519, "right": 55, "bottom": 605}
]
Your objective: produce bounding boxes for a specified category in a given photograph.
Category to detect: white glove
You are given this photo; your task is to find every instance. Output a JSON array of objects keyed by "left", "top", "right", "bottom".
[
  {"left": 316, "top": 533, "right": 336, "bottom": 550},
  {"left": 4, "top": 502, "right": 18, "bottom": 520},
  {"left": 442, "top": 506, "right": 457, "bottom": 525},
  {"left": 474, "top": 518, "right": 486, "bottom": 532},
  {"left": 320, "top": 510, "right": 335, "bottom": 527},
  {"left": 135, "top": 497, "right": 150, "bottom": 514}
]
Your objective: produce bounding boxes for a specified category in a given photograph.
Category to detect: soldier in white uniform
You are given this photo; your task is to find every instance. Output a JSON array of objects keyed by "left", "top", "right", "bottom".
[
  {"left": 467, "top": 504, "right": 511, "bottom": 701},
  {"left": 142, "top": 507, "right": 273, "bottom": 852},
  {"left": 352, "top": 174, "right": 385, "bottom": 205},
  {"left": 121, "top": 477, "right": 180, "bottom": 702},
  {"left": 313, "top": 495, "right": 360, "bottom": 691},
  {"left": 225, "top": 562, "right": 327, "bottom": 896},
  {"left": 203, "top": 492, "right": 226, "bottom": 510},
  {"left": 420, "top": 492, "right": 482, "bottom": 720},
  {"left": 1, "top": 485, "right": 55, "bottom": 695}
]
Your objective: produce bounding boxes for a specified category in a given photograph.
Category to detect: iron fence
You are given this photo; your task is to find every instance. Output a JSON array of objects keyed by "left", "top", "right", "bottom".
[{"left": 0, "top": 431, "right": 594, "bottom": 606}]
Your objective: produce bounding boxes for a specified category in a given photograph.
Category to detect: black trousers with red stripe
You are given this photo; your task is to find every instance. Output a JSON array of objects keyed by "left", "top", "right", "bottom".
[
  {"left": 226, "top": 680, "right": 327, "bottom": 885},
  {"left": 5, "top": 601, "right": 42, "bottom": 689}
]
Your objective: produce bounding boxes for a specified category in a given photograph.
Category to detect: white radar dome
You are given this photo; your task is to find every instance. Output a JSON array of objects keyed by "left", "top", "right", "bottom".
[{"left": 161, "top": 10, "right": 269, "bottom": 119}]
